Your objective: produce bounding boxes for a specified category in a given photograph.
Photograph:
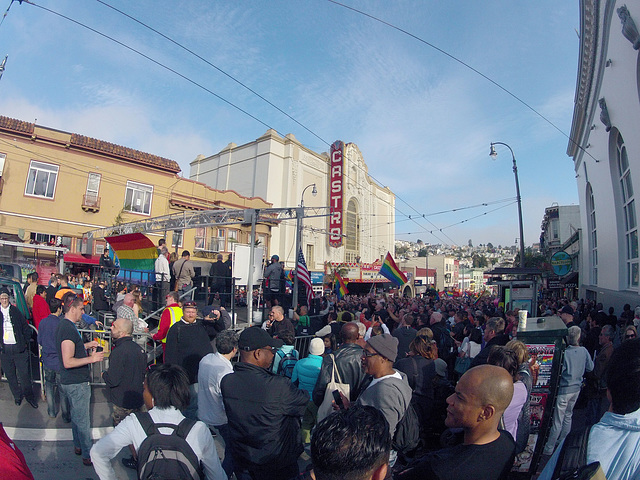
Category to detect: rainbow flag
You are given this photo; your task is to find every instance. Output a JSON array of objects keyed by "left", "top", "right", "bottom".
[
  {"left": 106, "top": 233, "right": 157, "bottom": 272},
  {"left": 335, "top": 272, "right": 349, "bottom": 299},
  {"left": 378, "top": 252, "right": 408, "bottom": 287}
]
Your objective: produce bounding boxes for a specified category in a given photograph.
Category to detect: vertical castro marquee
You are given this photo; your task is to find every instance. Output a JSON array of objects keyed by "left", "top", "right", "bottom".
[{"left": 329, "top": 140, "right": 344, "bottom": 247}]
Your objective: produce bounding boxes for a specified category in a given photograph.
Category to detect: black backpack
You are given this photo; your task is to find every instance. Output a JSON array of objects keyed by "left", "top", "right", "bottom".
[
  {"left": 393, "top": 402, "right": 420, "bottom": 455},
  {"left": 135, "top": 412, "right": 204, "bottom": 480},
  {"left": 552, "top": 427, "right": 605, "bottom": 480}
]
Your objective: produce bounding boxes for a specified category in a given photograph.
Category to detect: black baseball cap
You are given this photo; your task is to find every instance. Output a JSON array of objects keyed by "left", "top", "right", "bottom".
[{"left": 239, "top": 327, "right": 283, "bottom": 351}]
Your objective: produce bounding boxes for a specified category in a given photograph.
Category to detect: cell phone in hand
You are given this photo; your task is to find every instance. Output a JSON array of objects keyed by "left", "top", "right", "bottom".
[
  {"left": 332, "top": 390, "right": 345, "bottom": 410},
  {"left": 95, "top": 346, "right": 103, "bottom": 353}
]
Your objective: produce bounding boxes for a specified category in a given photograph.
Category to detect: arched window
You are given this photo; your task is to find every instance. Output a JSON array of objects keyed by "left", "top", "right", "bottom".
[
  {"left": 586, "top": 183, "right": 597, "bottom": 284},
  {"left": 345, "top": 198, "right": 359, "bottom": 262},
  {"left": 616, "top": 133, "right": 638, "bottom": 288}
]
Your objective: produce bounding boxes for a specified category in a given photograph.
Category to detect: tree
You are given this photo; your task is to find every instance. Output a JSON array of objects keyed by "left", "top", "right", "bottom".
[
  {"left": 468, "top": 239, "right": 473, "bottom": 247},
  {"left": 514, "top": 247, "right": 548, "bottom": 269},
  {"left": 395, "top": 245, "right": 409, "bottom": 257},
  {"left": 487, "top": 242, "right": 494, "bottom": 249},
  {"left": 472, "top": 254, "right": 488, "bottom": 268},
  {"left": 417, "top": 248, "right": 428, "bottom": 257}
]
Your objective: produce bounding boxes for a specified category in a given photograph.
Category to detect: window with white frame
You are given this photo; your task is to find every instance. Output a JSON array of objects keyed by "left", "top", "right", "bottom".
[
  {"left": 25, "top": 160, "right": 58, "bottom": 199},
  {"left": 587, "top": 183, "right": 597, "bottom": 284},
  {"left": 124, "top": 181, "right": 153, "bottom": 215},
  {"left": 616, "top": 133, "right": 638, "bottom": 288},
  {"left": 171, "top": 230, "right": 183, "bottom": 248},
  {"left": 227, "top": 230, "right": 238, "bottom": 252},
  {"left": 194, "top": 228, "right": 206, "bottom": 250},
  {"left": 209, "top": 229, "right": 224, "bottom": 252},
  {"left": 85, "top": 172, "right": 101, "bottom": 206}
]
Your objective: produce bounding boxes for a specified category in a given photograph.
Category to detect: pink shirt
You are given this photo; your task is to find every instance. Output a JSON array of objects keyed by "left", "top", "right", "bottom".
[{"left": 503, "top": 380, "right": 527, "bottom": 439}]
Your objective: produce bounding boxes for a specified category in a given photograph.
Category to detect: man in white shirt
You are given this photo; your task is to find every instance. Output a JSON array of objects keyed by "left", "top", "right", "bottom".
[
  {"left": 198, "top": 330, "right": 238, "bottom": 478},
  {"left": 154, "top": 247, "right": 170, "bottom": 310},
  {"left": 91, "top": 363, "right": 226, "bottom": 480}
]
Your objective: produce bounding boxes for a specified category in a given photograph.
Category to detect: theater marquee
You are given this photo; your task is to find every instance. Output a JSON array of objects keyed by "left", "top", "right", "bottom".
[{"left": 328, "top": 140, "right": 344, "bottom": 248}]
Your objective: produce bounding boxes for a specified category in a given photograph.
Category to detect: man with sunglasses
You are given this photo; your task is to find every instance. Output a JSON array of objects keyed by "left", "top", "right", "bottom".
[
  {"left": 221, "top": 327, "right": 308, "bottom": 480},
  {"left": 337, "top": 333, "right": 412, "bottom": 469}
]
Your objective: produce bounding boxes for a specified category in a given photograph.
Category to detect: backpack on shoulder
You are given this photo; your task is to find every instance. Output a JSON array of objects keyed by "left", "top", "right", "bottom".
[
  {"left": 276, "top": 349, "right": 299, "bottom": 378},
  {"left": 135, "top": 412, "right": 204, "bottom": 480},
  {"left": 393, "top": 402, "right": 420, "bottom": 456},
  {"left": 552, "top": 427, "right": 606, "bottom": 480}
]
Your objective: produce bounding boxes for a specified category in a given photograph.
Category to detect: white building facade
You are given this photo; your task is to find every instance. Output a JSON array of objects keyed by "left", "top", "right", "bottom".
[
  {"left": 569, "top": 0, "right": 640, "bottom": 308},
  {"left": 190, "top": 130, "right": 395, "bottom": 273}
]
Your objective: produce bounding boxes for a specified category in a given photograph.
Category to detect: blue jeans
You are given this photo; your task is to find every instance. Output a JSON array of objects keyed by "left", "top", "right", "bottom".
[
  {"left": 60, "top": 382, "right": 92, "bottom": 459},
  {"left": 43, "top": 367, "right": 70, "bottom": 420},
  {"left": 215, "top": 423, "right": 235, "bottom": 478}
]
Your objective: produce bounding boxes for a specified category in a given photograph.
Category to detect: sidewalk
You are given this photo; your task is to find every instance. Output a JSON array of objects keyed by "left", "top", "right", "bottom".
[{"left": 0, "top": 381, "right": 228, "bottom": 480}]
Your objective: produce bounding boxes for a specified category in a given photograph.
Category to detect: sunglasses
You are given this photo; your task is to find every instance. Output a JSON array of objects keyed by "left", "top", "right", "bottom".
[
  {"left": 362, "top": 350, "right": 379, "bottom": 358},
  {"left": 626, "top": 334, "right": 636, "bottom": 339}
]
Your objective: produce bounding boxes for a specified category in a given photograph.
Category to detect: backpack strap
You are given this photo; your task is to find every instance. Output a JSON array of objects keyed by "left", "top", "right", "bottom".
[
  {"left": 174, "top": 417, "right": 198, "bottom": 441},
  {"left": 135, "top": 412, "right": 160, "bottom": 437}
]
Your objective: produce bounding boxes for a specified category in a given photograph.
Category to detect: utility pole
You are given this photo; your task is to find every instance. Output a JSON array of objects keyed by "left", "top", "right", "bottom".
[{"left": 246, "top": 209, "right": 258, "bottom": 325}]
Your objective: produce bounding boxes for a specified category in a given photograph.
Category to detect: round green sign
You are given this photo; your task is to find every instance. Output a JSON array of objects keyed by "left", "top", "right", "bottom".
[{"left": 551, "top": 251, "right": 572, "bottom": 276}]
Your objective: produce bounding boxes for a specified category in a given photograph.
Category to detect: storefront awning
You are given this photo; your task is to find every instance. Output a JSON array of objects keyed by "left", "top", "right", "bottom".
[
  {"left": 560, "top": 272, "right": 579, "bottom": 287},
  {"left": 63, "top": 253, "right": 100, "bottom": 265}
]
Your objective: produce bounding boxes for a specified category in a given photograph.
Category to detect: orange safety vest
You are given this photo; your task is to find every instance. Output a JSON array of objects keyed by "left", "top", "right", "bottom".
[{"left": 161, "top": 306, "right": 183, "bottom": 344}]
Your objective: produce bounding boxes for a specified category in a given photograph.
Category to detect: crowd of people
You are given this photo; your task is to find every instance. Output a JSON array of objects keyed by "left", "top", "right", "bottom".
[{"left": 4, "top": 260, "right": 640, "bottom": 480}]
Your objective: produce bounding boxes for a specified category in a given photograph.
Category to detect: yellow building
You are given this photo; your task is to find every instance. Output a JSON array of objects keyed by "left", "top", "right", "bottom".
[{"left": 0, "top": 115, "right": 271, "bottom": 274}]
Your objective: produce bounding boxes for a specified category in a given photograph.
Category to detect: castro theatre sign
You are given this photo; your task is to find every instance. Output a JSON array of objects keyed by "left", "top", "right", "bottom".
[{"left": 329, "top": 140, "right": 344, "bottom": 247}]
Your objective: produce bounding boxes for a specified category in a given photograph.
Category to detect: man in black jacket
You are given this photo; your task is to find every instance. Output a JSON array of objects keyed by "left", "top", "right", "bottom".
[
  {"left": 91, "top": 280, "right": 110, "bottom": 312},
  {"left": 102, "top": 317, "right": 146, "bottom": 470},
  {"left": 103, "top": 318, "right": 146, "bottom": 425},
  {"left": 470, "top": 317, "right": 509, "bottom": 368},
  {"left": 221, "top": 326, "right": 308, "bottom": 480},
  {"left": 313, "top": 322, "right": 370, "bottom": 406},
  {"left": 209, "top": 254, "right": 230, "bottom": 307},
  {"left": 0, "top": 288, "right": 37, "bottom": 408},
  {"left": 164, "top": 301, "right": 213, "bottom": 420}
]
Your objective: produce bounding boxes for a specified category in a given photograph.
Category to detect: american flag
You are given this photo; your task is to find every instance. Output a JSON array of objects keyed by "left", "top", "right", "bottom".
[{"left": 297, "top": 247, "right": 314, "bottom": 306}]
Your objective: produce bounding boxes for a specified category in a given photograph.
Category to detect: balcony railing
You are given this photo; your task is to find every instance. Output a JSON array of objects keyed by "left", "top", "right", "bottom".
[{"left": 82, "top": 193, "right": 100, "bottom": 212}]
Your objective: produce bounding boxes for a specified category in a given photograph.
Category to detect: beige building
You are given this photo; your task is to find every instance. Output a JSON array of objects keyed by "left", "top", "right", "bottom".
[
  {"left": 0, "top": 115, "right": 271, "bottom": 273},
  {"left": 190, "top": 130, "right": 395, "bottom": 273}
]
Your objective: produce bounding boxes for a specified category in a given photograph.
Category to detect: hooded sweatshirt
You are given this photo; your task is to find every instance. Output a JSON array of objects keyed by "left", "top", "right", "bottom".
[{"left": 587, "top": 408, "right": 640, "bottom": 480}]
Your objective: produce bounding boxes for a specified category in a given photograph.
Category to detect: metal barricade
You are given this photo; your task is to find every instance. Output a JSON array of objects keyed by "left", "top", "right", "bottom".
[{"left": 294, "top": 335, "right": 314, "bottom": 359}]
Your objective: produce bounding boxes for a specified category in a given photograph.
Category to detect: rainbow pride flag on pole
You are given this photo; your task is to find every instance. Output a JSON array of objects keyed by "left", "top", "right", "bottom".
[
  {"left": 378, "top": 252, "right": 408, "bottom": 287},
  {"left": 106, "top": 233, "right": 157, "bottom": 271},
  {"left": 335, "top": 272, "right": 349, "bottom": 299}
]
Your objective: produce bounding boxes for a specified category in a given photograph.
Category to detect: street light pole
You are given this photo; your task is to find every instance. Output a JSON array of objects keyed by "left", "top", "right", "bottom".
[
  {"left": 490, "top": 142, "right": 525, "bottom": 268},
  {"left": 293, "top": 183, "right": 317, "bottom": 309},
  {"left": 489, "top": 142, "right": 524, "bottom": 268}
]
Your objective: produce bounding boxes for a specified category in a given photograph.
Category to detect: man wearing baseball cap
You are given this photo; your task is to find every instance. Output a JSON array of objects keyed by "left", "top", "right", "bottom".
[
  {"left": 560, "top": 305, "right": 578, "bottom": 329},
  {"left": 221, "top": 327, "right": 308, "bottom": 480}
]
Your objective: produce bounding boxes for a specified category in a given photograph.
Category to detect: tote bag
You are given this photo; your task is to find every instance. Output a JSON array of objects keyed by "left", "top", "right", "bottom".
[{"left": 316, "top": 354, "right": 351, "bottom": 423}]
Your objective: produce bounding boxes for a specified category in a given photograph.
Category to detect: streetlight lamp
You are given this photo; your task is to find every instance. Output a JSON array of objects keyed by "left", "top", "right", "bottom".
[
  {"left": 489, "top": 142, "right": 525, "bottom": 268},
  {"left": 293, "top": 183, "right": 317, "bottom": 308}
]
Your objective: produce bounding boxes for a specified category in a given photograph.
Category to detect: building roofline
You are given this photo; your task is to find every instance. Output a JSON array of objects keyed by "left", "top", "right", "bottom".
[{"left": 0, "top": 115, "right": 181, "bottom": 173}]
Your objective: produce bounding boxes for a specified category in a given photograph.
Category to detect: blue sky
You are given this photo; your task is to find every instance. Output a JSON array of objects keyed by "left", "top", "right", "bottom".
[{"left": 0, "top": 1, "right": 580, "bottom": 247}]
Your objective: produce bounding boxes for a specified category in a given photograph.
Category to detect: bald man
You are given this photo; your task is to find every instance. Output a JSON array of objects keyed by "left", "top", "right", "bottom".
[
  {"left": 103, "top": 318, "right": 146, "bottom": 427},
  {"left": 397, "top": 365, "right": 516, "bottom": 480}
]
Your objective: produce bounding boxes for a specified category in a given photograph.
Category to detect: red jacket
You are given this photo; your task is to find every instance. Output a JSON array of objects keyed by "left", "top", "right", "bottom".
[{"left": 32, "top": 294, "right": 50, "bottom": 329}]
